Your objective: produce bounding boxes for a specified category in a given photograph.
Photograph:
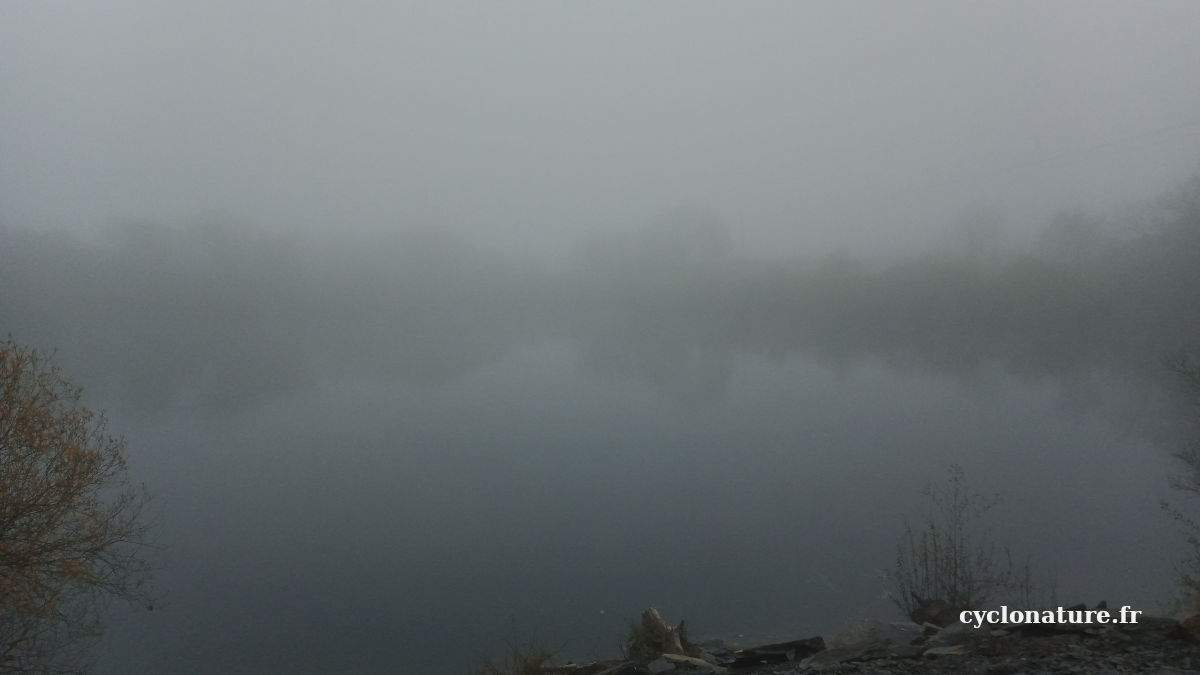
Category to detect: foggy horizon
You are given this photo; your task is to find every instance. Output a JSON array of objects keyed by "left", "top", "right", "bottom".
[{"left": 5, "top": 3, "right": 1200, "bottom": 260}]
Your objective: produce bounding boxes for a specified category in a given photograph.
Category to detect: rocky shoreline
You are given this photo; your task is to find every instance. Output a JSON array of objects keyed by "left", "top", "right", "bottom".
[{"left": 543, "top": 606, "right": 1200, "bottom": 674}]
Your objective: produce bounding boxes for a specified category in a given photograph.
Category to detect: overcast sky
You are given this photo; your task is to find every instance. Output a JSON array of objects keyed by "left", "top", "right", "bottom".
[
  {"left": 3, "top": 4, "right": 1200, "bottom": 674},
  {"left": 3, "top": 1, "right": 1200, "bottom": 258}
]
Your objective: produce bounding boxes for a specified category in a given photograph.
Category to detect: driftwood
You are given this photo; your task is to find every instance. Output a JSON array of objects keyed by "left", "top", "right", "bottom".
[
  {"left": 627, "top": 607, "right": 702, "bottom": 658},
  {"left": 730, "top": 637, "right": 826, "bottom": 666}
]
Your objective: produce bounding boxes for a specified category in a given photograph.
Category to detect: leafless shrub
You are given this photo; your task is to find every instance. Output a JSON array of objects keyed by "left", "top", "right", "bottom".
[{"left": 888, "top": 465, "right": 1033, "bottom": 618}]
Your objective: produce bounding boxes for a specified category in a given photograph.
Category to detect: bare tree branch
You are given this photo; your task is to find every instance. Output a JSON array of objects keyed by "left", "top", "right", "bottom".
[{"left": 0, "top": 338, "right": 159, "bottom": 673}]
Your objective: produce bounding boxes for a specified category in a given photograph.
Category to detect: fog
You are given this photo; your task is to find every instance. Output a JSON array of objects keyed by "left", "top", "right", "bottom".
[
  {"left": 3, "top": 3, "right": 1200, "bottom": 674},
  {"left": 5, "top": 2, "right": 1200, "bottom": 258}
]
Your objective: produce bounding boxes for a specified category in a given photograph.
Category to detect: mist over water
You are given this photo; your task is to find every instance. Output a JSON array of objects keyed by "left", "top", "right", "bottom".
[
  {"left": 3, "top": 203, "right": 1196, "bottom": 673},
  {"left": 4, "top": 3, "right": 1200, "bottom": 674},
  {"left": 83, "top": 351, "right": 1177, "bottom": 674}
]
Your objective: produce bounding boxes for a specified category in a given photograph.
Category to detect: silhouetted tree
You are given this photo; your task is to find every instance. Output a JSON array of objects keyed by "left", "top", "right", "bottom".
[
  {"left": 0, "top": 338, "right": 156, "bottom": 673},
  {"left": 1161, "top": 351, "right": 1200, "bottom": 606},
  {"left": 1167, "top": 353, "right": 1200, "bottom": 496}
]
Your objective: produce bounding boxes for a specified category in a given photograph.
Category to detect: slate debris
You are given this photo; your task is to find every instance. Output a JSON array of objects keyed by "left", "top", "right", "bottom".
[
  {"left": 547, "top": 606, "right": 1200, "bottom": 674},
  {"left": 729, "top": 638, "right": 827, "bottom": 668}
]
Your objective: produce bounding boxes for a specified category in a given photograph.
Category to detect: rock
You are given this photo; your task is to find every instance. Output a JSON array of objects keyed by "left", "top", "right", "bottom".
[
  {"left": 887, "top": 642, "right": 926, "bottom": 659},
  {"left": 730, "top": 636, "right": 825, "bottom": 666},
  {"left": 695, "top": 640, "right": 736, "bottom": 667},
  {"left": 908, "top": 594, "right": 963, "bottom": 628},
  {"left": 545, "top": 663, "right": 623, "bottom": 675},
  {"left": 925, "top": 621, "right": 990, "bottom": 650},
  {"left": 879, "top": 621, "right": 928, "bottom": 657},
  {"left": 594, "top": 664, "right": 650, "bottom": 675},
  {"left": 646, "top": 657, "right": 673, "bottom": 674},
  {"left": 800, "top": 645, "right": 875, "bottom": 667},
  {"left": 595, "top": 654, "right": 724, "bottom": 675},
  {"left": 1175, "top": 613, "right": 1200, "bottom": 641},
  {"left": 662, "top": 653, "right": 726, "bottom": 673},
  {"left": 884, "top": 621, "right": 926, "bottom": 645},
  {"left": 922, "top": 644, "right": 966, "bottom": 656},
  {"left": 828, "top": 619, "right": 883, "bottom": 649},
  {"left": 595, "top": 662, "right": 652, "bottom": 672},
  {"left": 1121, "top": 614, "right": 1179, "bottom": 636},
  {"left": 565, "top": 603, "right": 1200, "bottom": 675},
  {"left": 829, "top": 619, "right": 925, "bottom": 650}
]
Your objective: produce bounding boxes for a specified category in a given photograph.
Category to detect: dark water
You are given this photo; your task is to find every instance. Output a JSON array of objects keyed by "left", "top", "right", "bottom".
[
  {"left": 3, "top": 216, "right": 1194, "bottom": 674},
  {"left": 90, "top": 343, "right": 1177, "bottom": 675}
]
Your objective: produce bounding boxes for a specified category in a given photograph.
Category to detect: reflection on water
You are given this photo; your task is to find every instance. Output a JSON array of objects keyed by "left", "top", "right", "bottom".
[
  {"left": 100, "top": 345, "right": 1177, "bottom": 674},
  {"left": 2, "top": 209, "right": 1195, "bottom": 673}
]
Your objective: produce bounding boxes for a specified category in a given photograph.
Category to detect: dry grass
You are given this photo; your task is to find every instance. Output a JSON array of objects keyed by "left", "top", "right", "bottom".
[{"left": 469, "top": 641, "right": 557, "bottom": 675}]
